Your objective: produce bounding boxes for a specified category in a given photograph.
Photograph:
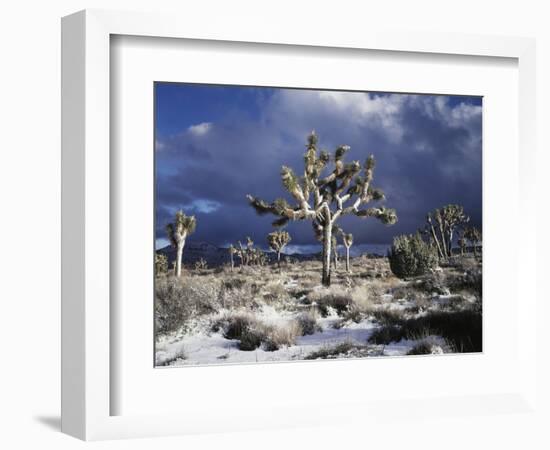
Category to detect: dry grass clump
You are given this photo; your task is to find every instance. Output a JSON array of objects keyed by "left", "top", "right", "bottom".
[
  {"left": 304, "top": 341, "right": 355, "bottom": 359},
  {"left": 155, "top": 347, "right": 187, "bottom": 366},
  {"left": 307, "top": 286, "right": 353, "bottom": 316},
  {"left": 262, "top": 281, "right": 289, "bottom": 302},
  {"left": 391, "top": 284, "right": 428, "bottom": 302},
  {"left": 406, "top": 337, "right": 448, "bottom": 355},
  {"left": 212, "top": 312, "right": 302, "bottom": 351},
  {"left": 303, "top": 340, "right": 382, "bottom": 360},
  {"left": 155, "top": 276, "right": 221, "bottom": 335},
  {"left": 262, "top": 320, "right": 302, "bottom": 351}
]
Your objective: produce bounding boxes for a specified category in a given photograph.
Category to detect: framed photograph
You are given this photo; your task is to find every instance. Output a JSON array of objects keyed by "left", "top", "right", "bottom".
[{"left": 62, "top": 9, "right": 537, "bottom": 440}]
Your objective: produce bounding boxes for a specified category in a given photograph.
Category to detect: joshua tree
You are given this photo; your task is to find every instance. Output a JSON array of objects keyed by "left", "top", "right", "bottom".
[
  {"left": 267, "top": 230, "right": 291, "bottom": 267},
  {"left": 228, "top": 245, "right": 237, "bottom": 271},
  {"left": 457, "top": 235, "right": 466, "bottom": 256},
  {"left": 247, "top": 131, "right": 397, "bottom": 286},
  {"left": 195, "top": 258, "right": 208, "bottom": 270},
  {"left": 425, "top": 205, "right": 469, "bottom": 259},
  {"left": 464, "top": 226, "right": 482, "bottom": 257},
  {"left": 166, "top": 210, "right": 196, "bottom": 277},
  {"left": 236, "top": 237, "right": 255, "bottom": 266},
  {"left": 342, "top": 232, "right": 354, "bottom": 273}
]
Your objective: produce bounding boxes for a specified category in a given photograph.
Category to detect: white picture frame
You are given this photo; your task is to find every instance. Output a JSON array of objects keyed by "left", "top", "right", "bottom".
[{"left": 61, "top": 9, "right": 537, "bottom": 441}]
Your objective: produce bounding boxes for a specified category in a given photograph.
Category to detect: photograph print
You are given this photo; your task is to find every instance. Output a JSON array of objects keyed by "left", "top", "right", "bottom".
[{"left": 154, "top": 83, "right": 482, "bottom": 367}]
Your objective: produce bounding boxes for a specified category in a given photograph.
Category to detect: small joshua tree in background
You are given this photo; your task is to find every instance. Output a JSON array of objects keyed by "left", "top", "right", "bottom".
[
  {"left": 195, "top": 258, "right": 208, "bottom": 271},
  {"left": 228, "top": 245, "right": 237, "bottom": 271},
  {"left": 464, "top": 226, "right": 482, "bottom": 257},
  {"left": 247, "top": 131, "right": 397, "bottom": 286},
  {"left": 425, "top": 205, "right": 469, "bottom": 259},
  {"left": 236, "top": 237, "right": 254, "bottom": 266},
  {"left": 458, "top": 235, "right": 466, "bottom": 256},
  {"left": 267, "top": 230, "right": 291, "bottom": 267},
  {"left": 155, "top": 253, "right": 169, "bottom": 276},
  {"left": 166, "top": 210, "right": 196, "bottom": 278},
  {"left": 342, "top": 232, "right": 354, "bottom": 273}
]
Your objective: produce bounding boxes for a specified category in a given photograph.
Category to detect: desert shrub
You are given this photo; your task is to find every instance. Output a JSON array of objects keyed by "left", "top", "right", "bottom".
[
  {"left": 369, "top": 325, "right": 404, "bottom": 344},
  {"left": 155, "top": 253, "right": 169, "bottom": 276},
  {"left": 308, "top": 288, "right": 353, "bottom": 316},
  {"left": 155, "top": 277, "right": 220, "bottom": 335},
  {"left": 212, "top": 313, "right": 301, "bottom": 351},
  {"left": 447, "top": 255, "right": 479, "bottom": 272},
  {"left": 448, "top": 268, "right": 482, "bottom": 297},
  {"left": 218, "top": 280, "right": 262, "bottom": 310},
  {"left": 212, "top": 312, "right": 258, "bottom": 340},
  {"left": 262, "top": 321, "right": 302, "bottom": 351},
  {"left": 388, "top": 233, "right": 438, "bottom": 279},
  {"left": 239, "top": 327, "right": 268, "bottom": 351},
  {"left": 155, "top": 347, "right": 186, "bottom": 366},
  {"left": 262, "top": 282, "right": 288, "bottom": 302},
  {"left": 417, "top": 273, "right": 450, "bottom": 296},
  {"left": 407, "top": 337, "right": 447, "bottom": 355},
  {"left": 223, "top": 278, "right": 246, "bottom": 290},
  {"left": 304, "top": 341, "right": 355, "bottom": 360},
  {"left": 296, "top": 311, "right": 321, "bottom": 335},
  {"left": 350, "top": 284, "right": 379, "bottom": 310},
  {"left": 391, "top": 285, "right": 418, "bottom": 301},
  {"left": 370, "top": 308, "right": 406, "bottom": 326},
  {"left": 368, "top": 310, "right": 482, "bottom": 352}
]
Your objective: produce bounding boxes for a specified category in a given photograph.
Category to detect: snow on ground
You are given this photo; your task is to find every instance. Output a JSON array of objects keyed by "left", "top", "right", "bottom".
[{"left": 155, "top": 303, "right": 441, "bottom": 367}]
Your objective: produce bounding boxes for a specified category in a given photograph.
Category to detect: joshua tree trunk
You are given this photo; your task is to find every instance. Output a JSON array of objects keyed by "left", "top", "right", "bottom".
[
  {"left": 333, "top": 246, "right": 339, "bottom": 270},
  {"left": 230, "top": 253, "right": 234, "bottom": 271},
  {"left": 448, "top": 229, "right": 454, "bottom": 257},
  {"left": 345, "top": 246, "right": 350, "bottom": 273},
  {"left": 175, "top": 237, "right": 186, "bottom": 278},
  {"left": 322, "top": 224, "right": 332, "bottom": 286},
  {"left": 277, "top": 250, "right": 282, "bottom": 267},
  {"left": 438, "top": 222, "right": 448, "bottom": 257},
  {"left": 429, "top": 223, "right": 444, "bottom": 258}
]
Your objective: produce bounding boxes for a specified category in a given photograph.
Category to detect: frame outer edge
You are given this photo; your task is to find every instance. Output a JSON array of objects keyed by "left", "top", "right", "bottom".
[{"left": 61, "top": 10, "right": 87, "bottom": 441}]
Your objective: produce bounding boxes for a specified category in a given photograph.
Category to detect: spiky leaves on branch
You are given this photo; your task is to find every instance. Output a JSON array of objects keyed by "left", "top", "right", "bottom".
[{"left": 247, "top": 131, "right": 397, "bottom": 286}]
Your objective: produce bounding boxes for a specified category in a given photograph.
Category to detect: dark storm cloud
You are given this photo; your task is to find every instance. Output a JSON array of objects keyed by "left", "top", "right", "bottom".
[{"left": 155, "top": 88, "right": 482, "bottom": 251}]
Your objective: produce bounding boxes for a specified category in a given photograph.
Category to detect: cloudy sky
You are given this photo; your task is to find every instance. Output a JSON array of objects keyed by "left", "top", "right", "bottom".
[{"left": 155, "top": 83, "right": 482, "bottom": 253}]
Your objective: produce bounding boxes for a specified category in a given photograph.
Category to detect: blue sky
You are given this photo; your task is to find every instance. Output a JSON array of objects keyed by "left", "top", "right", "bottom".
[{"left": 155, "top": 83, "right": 482, "bottom": 252}]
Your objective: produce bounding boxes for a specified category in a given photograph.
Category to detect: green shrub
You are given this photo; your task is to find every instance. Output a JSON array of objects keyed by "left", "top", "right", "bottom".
[{"left": 388, "top": 233, "right": 438, "bottom": 279}]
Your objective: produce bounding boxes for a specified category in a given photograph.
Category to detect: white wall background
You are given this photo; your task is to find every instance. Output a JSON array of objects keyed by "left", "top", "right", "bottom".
[{"left": 0, "top": 1, "right": 547, "bottom": 449}]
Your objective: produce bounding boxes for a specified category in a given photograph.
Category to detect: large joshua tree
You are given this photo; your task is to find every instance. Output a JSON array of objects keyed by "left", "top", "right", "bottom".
[
  {"left": 342, "top": 232, "right": 354, "bottom": 273},
  {"left": 426, "top": 205, "right": 469, "bottom": 259},
  {"left": 267, "top": 230, "right": 291, "bottom": 267},
  {"left": 166, "top": 210, "right": 196, "bottom": 277},
  {"left": 247, "top": 131, "right": 397, "bottom": 286}
]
